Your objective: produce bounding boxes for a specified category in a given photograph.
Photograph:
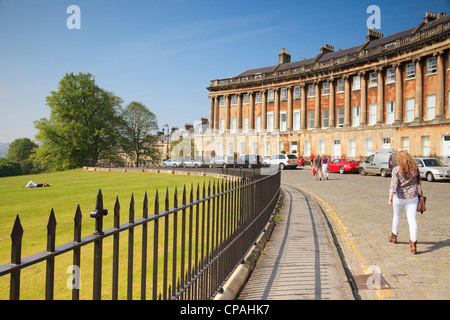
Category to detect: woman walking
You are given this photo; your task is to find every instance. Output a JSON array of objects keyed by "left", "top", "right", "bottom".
[
  {"left": 388, "top": 151, "right": 421, "bottom": 254},
  {"left": 321, "top": 154, "right": 328, "bottom": 180}
]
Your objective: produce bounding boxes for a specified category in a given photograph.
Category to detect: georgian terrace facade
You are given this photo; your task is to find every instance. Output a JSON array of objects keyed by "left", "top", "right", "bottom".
[{"left": 206, "top": 11, "right": 450, "bottom": 161}]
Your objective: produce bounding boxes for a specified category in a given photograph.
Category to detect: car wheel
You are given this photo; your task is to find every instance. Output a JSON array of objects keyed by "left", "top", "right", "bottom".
[
  {"left": 426, "top": 172, "right": 435, "bottom": 182},
  {"left": 248, "top": 164, "right": 252, "bottom": 169},
  {"left": 163, "top": 164, "right": 167, "bottom": 168},
  {"left": 380, "top": 169, "right": 387, "bottom": 177},
  {"left": 222, "top": 164, "right": 227, "bottom": 169},
  {"left": 279, "top": 163, "right": 285, "bottom": 170},
  {"left": 359, "top": 168, "right": 366, "bottom": 175},
  {"left": 339, "top": 166, "right": 345, "bottom": 174},
  {"left": 194, "top": 164, "right": 198, "bottom": 168}
]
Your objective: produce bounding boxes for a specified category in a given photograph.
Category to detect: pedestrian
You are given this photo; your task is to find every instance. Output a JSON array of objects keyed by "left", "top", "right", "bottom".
[
  {"left": 314, "top": 154, "right": 322, "bottom": 180},
  {"left": 388, "top": 150, "right": 421, "bottom": 254},
  {"left": 24, "top": 180, "right": 50, "bottom": 188},
  {"left": 310, "top": 153, "right": 315, "bottom": 167},
  {"left": 321, "top": 154, "right": 328, "bottom": 180}
]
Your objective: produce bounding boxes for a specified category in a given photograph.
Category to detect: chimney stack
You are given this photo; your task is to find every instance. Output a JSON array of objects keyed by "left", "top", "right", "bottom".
[
  {"left": 366, "top": 29, "right": 384, "bottom": 42},
  {"left": 320, "top": 43, "right": 334, "bottom": 54},
  {"left": 278, "top": 48, "right": 291, "bottom": 64},
  {"left": 423, "top": 11, "right": 437, "bottom": 23}
]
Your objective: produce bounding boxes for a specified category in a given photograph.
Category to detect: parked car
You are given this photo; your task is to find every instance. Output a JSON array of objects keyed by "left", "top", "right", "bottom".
[
  {"left": 162, "top": 159, "right": 182, "bottom": 168},
  {"left": 208, "top": 156, "right": 236, "bottom": 168},
  {"left": 297, "top": 156, "right": 305, "bottom": 167},
  {"left": 359, "top": 152, "right": 397, "bottom": 177},
  {"left": 328, "top": 158, "right": 360, "bottom": 174},
  {"left": 236, "top": 155, "right": 264, "bottom": 168},
  {"left": 415, "top": 158, "right": 450, "bottom": 182},
  {"left": 182, "top": 159, "right": 206, "bottom": 168},
  {"left": 263, "top": 154, "right": 298, "bottom": 170}
]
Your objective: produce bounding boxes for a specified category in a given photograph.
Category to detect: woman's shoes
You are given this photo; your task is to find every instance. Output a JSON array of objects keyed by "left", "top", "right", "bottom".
[
  {"left": 388, "top": 232, "right": 397, "bottom": 244},
  {"left": 410, "top": 240, "right": 417, "bottom": 254}
]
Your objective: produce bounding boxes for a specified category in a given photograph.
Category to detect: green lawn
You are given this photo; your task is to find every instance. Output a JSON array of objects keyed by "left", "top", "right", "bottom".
[{"left": 0, "top": 169, "right": 218, "bottom": 300}]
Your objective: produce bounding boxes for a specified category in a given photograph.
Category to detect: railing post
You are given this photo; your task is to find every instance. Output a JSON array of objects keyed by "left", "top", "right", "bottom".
[
  {"left": 10, "top": 215, "right": 23, "bottom": 300},
  {"left": 45, "top": 209, "right": 57, "bottom": 300}
]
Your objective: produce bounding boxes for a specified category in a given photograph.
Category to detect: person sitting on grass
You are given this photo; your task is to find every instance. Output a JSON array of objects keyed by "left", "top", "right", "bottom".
[{"left": 23, "top": 180, "right": 50, "bottom": 188}]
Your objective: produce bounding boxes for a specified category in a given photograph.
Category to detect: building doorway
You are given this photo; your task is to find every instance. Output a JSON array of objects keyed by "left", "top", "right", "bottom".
[
  {"left": 332, "top": 140, "right": 341, "bottom": 159},
  {"left": 442, "top": 135, "right": 450, "bottom": 163}
]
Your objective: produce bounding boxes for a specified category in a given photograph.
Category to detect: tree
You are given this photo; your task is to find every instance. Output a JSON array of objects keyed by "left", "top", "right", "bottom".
[
  {"left": 34, "top": 73, "right": 123, "bottom": 170},
  {"left": 0, "top": 159, "right": 22, "bottom": 177},
  {"left": 6, "top": 138, "right": 39, "bottom": 174},
  {"left": 120, "top": 101, "right": 159, "bottom": 167}
]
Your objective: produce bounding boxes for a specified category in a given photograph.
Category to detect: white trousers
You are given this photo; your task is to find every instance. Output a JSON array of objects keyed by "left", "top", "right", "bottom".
[
  {"left": 24, "top": 181, "right": 38, "bottom": 188},
  {"left": 392, "top": 197, "right": 418, "bottom": 242}
]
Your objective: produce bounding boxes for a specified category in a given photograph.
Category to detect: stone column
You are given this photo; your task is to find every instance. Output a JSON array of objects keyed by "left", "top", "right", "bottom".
[
  {"left": 287, "top": 86, "right": 293, "bottom": 130},
  {"left": 237, "top": 93, "right": 243, "bottom": 131},
  {"left": 329, "top": 79, "right": 335, "bottom": 127},
  {"left": 261, "top": 90, "right": 267, "bottom": 130},
  {"left": 225, "top": 95, "right": 230, "bottom": 131},
  {"left": 249, "top": 92, "right": 254, "bottom": 130},
  {"left": 314, "top": 82, "right": 321, "bottom": 128},
  {"left": 394, "top": 63, "right": 403, "bottom": 124},
  {"left": 209, "top": 96, "right": 215, "bottom": 130},
  {"left": 301, "top": 85, "right": 307, "bottom": 129},
  {"left": 274, "top": 88, "right": 280, "bottom": 130},
  {"left": 414, "top": 58, "right": 423, "bottom": 120},
  {"left": 436, "top": 51, "right": 445, "bottom": 118},
  {"left": 377, "top": 68, "right": 384, "bottom": 124},
  {"left": 344, "top": 76, "right": 351, "bottom": 127},
  {"left": 360, "top": 72, "right": 367, "bottom": 125},
  {"left": 214, "top": 96, "right": 219, "bottom": 131}
]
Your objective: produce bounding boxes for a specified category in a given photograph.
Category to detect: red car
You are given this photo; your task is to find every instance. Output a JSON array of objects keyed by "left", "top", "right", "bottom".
[
  {"left": 328, "top": 158, "right": 360, "bottom": 174},
  {"left": 297, "top": 157, "right": 305, "bottom": 166}
]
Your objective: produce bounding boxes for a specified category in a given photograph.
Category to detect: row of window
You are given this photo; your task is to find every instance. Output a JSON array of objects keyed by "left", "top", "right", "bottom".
[
  {"left": 218, "top": 93, "right": 442, "bottom": 133},
  {"left": 219, "top": 56, "right": 438, "bottom": 106}
]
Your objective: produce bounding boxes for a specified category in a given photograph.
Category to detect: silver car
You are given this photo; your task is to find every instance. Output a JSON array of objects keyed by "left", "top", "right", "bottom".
[
  {"left": 263, "top": 154, "right": 298, "bottom": 170},
  {"left": 182, "top": 159, "right": 206, "bottom": 168},
  {"left": 415, "top": 158, "right": 450, "bottom": 182},
  {"left": 162, "top": 159, "right": 182, "bottom": 168}
]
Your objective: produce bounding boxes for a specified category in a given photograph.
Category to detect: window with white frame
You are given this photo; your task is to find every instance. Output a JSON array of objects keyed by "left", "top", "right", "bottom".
[
  {"left": 231, "top": 95, "right": 237, "bottom": 106},
  {"left": 267, "top": 90, "right": 274, "bottom": 102},
  {"left": 352, "top": 76, "right": 361, "bottom": 90},
  {"left": 401, "top": 137, "right": 409, "bottom": 152},
  {"left": 243, "top": 93, "right": 249, "bottom": 105},
  {"left": 386, "top": 101, "right": 395, "bottom": 124},
  {"left": 240, "top": 142, "right": 246, "bottom": 155},
  {"left": 228, "top": 142, "right": 234, "bottom": 155},
  {"left": 349, "top": 139, "right": 356, "bottom": 157},
  {"left": 243, "top": 117, "right": 249, "bottom": 133},
  {"left": 427, "top": 57, "right": 436, "bottom": 74},
  {"left": 353, "top": 106, "right": 360, "bottom": 127},
  {"left": 365, "top": 138, "right": 372, "bottom": 156},
  {"left": 322, "top": 109, "right": 329, "bottom": 128},
  {"left": 216, "top": 142, "right": 222, "bottom": 156},
  {"left": 280, "top": 88, "right": 288, "bottom": 101},
  {"left": 267, "top": 112, "right": 274, "bottom": 132},
  {"left": 279, "top": 141, "right": 284, "bottom": 153},
  {"left": 294, "top": 86, "right": 301, "bottom": 99},
  {"left": 386, "top": 68, "right": 395, "bottom": 84},
  {"left": 252, "top": 142, "right": 258, "bottom": 155},
  {"left": 337, "top": 79, "right": 344, "bottom": 93},
  {"left": 421, "top": 136, "right": 430, "bottom": 156},
  {"left": 308, "top": 85, "right": 315, "bottom": 97},
  {"left": 255, "top": 92, "right": 261, "bottom": 104},
  {"left": 319, "top": 140, "right": 325, "bottom": 155},
  {"left": 293, "top": 110, "right": 301, "bottom": 130},
  {"left": 219, "top": 118, "right": 225, "bottom": 133},
  {"left": 369, "top": 72, "right": 377, "bottom": 87},
  {"left": 405, "top": 98, "right": 414, "bottom": 122},
  {"left": 406, "top": 63, "right": 415, "bottom": 79},
  {"left": 369, "top": 103, "right": 377, "bottom": 125},
  {"left": 305, "top": 141, "right": 311, "bottom": 157},
  {"left": 337, "top": 107, "right": 344, "bottom": 127},
  {"left": 426, "top": 94, "right": 435, "bottom": 120},
  {"left": 230, "top": 118, "right": 236, "bottom": 133},
  {"left": 265, "top": 141, "right": 271, "bottom": 155},
  {"left": 220, "top": 97, "right": 225, "bottom": 106},
  {"left": 322, "top": 82, "right": 329, "bottom": 95},
  {"left": 280, "top": 112, "right": 287, "bottom": 131},
  {"left": 382, "top": 138, "right": 391, "bottom": 150},
  {"left": 255, "top": 116, "right": 261, "bottom": 132},
  {"left": 307, "top": 111, "right": 314, "bottom": 128}
]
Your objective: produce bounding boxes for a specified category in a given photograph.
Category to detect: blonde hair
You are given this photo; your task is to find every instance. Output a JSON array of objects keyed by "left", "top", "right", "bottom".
[{"left": 396, "top": 150, "right": 418, "bottom": 179}]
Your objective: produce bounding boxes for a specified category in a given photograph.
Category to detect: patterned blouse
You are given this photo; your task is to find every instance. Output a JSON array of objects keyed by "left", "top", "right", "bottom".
[{"left": 389, "top": 166, "right": 420, "bottom": 199}]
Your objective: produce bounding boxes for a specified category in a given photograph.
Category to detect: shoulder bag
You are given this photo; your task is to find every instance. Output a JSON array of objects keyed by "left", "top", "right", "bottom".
[{"left": 416, "top": 171, "right": 426, "bottom": 214}]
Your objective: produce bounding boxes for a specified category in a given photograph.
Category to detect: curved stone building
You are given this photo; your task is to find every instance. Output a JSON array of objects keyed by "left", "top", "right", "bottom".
[{"left": 206, "top": 11, "right": 450, "bottom": 161}]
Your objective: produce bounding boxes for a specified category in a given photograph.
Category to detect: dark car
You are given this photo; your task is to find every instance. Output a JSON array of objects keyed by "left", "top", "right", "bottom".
[{"left": 236, "top": 155, "right": 264, "bottom": 168}]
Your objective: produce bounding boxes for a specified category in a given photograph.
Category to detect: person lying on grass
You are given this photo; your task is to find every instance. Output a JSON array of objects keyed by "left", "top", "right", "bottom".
[{"left": 23, "top": 180, "right": 50, "bottom": 188}]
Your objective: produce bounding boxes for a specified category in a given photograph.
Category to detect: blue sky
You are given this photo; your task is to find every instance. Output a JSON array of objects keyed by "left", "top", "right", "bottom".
[{"left": 0, "top": 0, "right": 449, "bottom": 143}]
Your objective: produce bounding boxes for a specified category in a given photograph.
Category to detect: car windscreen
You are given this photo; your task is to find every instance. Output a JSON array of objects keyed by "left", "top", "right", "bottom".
[
  {"left": 424, "top": 159, "right": 445, "bottom": 167},
  {"left": 287, "top": 155, "right": 297, "bottom": 159}
]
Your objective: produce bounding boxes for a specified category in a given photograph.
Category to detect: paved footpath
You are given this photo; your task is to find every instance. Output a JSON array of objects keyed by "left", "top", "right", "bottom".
[
  {"left": 237, "top": 183, "right": 354, "bottom": 300},
  {"left": 280, "top": 168, "right": 450, "bottom": 300}
]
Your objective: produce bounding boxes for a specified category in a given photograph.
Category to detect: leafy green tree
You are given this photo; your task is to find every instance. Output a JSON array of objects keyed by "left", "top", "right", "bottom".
[
  {"left": 34, "top": 72, "right": 123, "bottom": 170},
  {"left": 0, "top": 159, "right": 22, "bottom": 177},
  {"left": 120, "top": 101, "right": 159, "bottom": 167},
  {"left": 6, "top": 138, "right": 39, "bottom": 174}
]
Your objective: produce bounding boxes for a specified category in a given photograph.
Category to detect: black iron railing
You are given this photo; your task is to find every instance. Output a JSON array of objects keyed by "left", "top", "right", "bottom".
[{"left": 0, "top": 170, "right": 281, "bottom": 300}]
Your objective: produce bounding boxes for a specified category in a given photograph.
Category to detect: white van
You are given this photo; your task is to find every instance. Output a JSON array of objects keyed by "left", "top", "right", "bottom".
[{"left": 359, "top": 152, "right": 397, "bottom": 177}]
